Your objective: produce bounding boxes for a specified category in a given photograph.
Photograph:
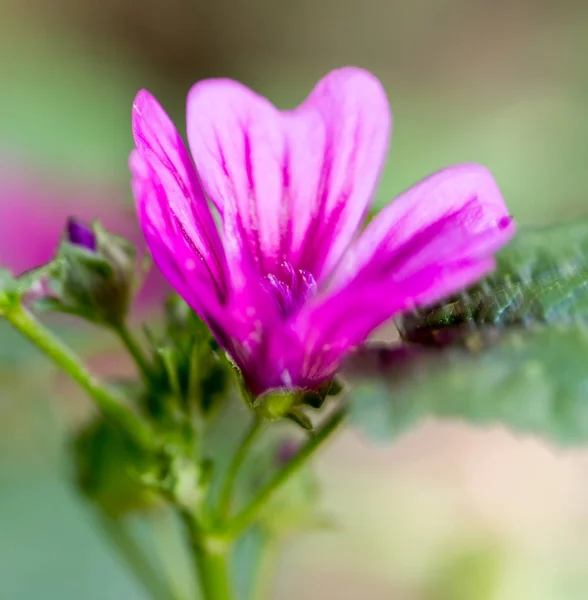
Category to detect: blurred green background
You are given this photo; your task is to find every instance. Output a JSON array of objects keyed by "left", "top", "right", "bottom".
[{"left": 2, "top": 0, "right": 588, "bottom": 598}]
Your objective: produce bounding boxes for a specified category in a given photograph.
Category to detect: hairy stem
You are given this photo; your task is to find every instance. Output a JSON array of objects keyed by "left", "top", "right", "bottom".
[
  {"left": 182, "top": 514, "right": 233, "bottom": 600},
  {"left": 115, "top": 322, "right": 153, "bottom": 383},
  {"left": 217, "top": 419, "right": 264, "bottom": 521},
  {"left": 3, "top": 304, "right": 153, "bottom": 448},
  {"left": 224, "top": 407, "right": 346, "bottom": 539}
]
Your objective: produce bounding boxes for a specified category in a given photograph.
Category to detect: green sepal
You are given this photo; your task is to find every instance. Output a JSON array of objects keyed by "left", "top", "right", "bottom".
[{"left": 254, "top": 389, "right": 297, "bottom": 421}]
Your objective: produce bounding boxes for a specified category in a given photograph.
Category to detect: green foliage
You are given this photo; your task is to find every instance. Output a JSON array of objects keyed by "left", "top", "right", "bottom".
[
  {"left": 142, "top": 294, "right": 231, "bottom": 423},
  {"left": 209, "top": 412, "right": 320, "bottom": 532},
  {"left": 343, "top": 325, "right": 588, "bottom": 445},
  {"left": 364, "top": 223, "right": 588, "bottom": 446},
  {"left": 72, "top": 418, "right": 162, "bottom": 518},
  {"left": 227, "top": 430, "right": 321, "bottom": 600},
  {"left": 399, "top": 221, "right": 588, "bottom": 342}
]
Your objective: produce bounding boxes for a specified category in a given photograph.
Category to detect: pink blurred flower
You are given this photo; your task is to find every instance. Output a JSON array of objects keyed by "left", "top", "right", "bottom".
[
  {"left": 0, "top": 165, "right": 168, "bottom": 309},
  {"left": 130, "top": 67, "right": 515, "bottom": 395}
]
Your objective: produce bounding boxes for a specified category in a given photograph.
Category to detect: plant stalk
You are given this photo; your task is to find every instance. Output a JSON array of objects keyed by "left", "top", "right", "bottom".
[
  {"left": 3, "top": 304, "right": 153, "bottom": 449},
  {"left": 223, "top": 407, "right": 346, "bottom": 539},
  {"left": 115, "top": 321, "right": 154, "bottom": 383},
  {"left": 182, "top": 514, "right": 233, "bottom": 600},
  {"left": 217, "top": 418, "right": 264, "bottom": 521}
]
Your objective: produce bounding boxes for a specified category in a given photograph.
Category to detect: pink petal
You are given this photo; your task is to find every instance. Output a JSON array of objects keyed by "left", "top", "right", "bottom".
[
  {"left": 296, "top": 257, "right": 497, "bottom": 383},
  {"left": 131, "top": 91, "right": 282, "bottom": 341},
  {"left": 131, "top": 92, "right": 286, "bottom": 377},
  {"left": 132, "top": 144, "right": 283, "bottom": 366},
  {"left": 130, "top": 150, "right": 224, "bottom": 317},
  {"left": 131, "top": 90, "right": 227, "bottom": 293},
  {"left": 330, "top": 164, "right": 514, "bottom": 289},
  {"left": 185, "top": 67, "right": 391, "bottom": 280},
  {"left": 292, "top": 164, "right": 515, "bottom": 380}
]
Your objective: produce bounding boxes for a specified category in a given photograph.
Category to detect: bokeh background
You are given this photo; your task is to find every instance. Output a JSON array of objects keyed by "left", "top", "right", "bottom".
[{"left": 2, "top": 1, "right": 588, "bottom": 598}]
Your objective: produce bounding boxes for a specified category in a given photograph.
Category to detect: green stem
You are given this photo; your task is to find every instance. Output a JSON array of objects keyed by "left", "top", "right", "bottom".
[
  {"left": 183, "top": 514, "right": 233, "bottom": 600},
  {"left": 97, "top": 513, "right": 178, "bottom": 600},
  {"left": 224, "top": 407, "right": 346, "bottom": 539},
  {"left": 115, "top": 322, "right": 153, "bottom": 382},
  {"left": 217, "top": 419, "right": 264, "bottom": 521},
  {"left": 3, "top": 304, "right": 153, "bottom": 449},
  {"left": 193, "top": 542, "right": 232, "bottom": 600}
]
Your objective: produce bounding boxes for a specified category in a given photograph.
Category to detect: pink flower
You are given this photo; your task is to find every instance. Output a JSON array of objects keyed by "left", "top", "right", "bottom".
[{"left": 130, "top": 67, "right": 515, "bottom": 395}]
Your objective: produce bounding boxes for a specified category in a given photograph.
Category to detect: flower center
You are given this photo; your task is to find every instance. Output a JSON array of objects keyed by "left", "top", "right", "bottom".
[{"left": 262, "top": 262, "right": 317, "bottom": 317}]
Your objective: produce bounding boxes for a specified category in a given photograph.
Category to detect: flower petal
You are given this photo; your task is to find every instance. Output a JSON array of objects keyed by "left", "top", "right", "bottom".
[
  {"left": 292, "top": 164, "right": 515, "bottom": 381},
  {"left": 132, "top": 89, "right": 227, "bottom": 295},
  {"left": 330, "top": 163, "right": 515, "bottom": 290},
  {"left": 131, "top": 93, "right": 286, "bottom": 385},
  {"left": 130, "top": 149, "right": 224, "bottom": 319},
  {"left": 296, "top": 257, "right": 497, "bottom": 384},
  {"left": 185, "top": 67, "right": 391, "bottom": 280}
]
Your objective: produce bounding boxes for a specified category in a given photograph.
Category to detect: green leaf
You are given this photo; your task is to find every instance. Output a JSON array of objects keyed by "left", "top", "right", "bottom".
[
  {"left": 72, "top": 418, "right": 162, "bottom": 518},
  {"left": 285, "top": 407, "right": 314, "bottom": 431},
  {"left": 142, "top": 294, "right": 231, "bottom": 422},
  {"left": 343, "top": 325, "right": 588, "bottom": 445},
  {"left": 398, "top": 221, "right": 588, "bottom": 341}
]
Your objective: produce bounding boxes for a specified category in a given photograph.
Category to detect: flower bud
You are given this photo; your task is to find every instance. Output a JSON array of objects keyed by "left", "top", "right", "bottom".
[
  {"left": 66, "top": 217, "right": 97, "bottom": 252},
  {"left": 42, "top": 219, "right": 138, "bottom": 327}
]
